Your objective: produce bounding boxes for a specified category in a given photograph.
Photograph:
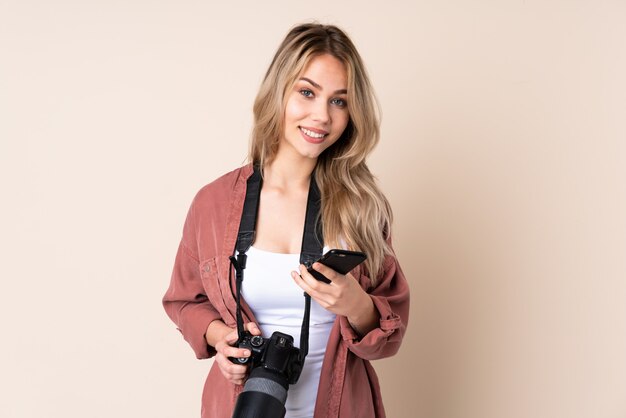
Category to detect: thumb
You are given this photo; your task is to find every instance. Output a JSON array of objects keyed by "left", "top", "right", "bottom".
[{"left": 245, "top": 322, "right": 262, "bottom": 336}]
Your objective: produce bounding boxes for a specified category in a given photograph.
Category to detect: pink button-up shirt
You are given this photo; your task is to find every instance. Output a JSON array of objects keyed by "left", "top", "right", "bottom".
[{"left": 163, "top": 164, "right": 410, "bottom": 417}]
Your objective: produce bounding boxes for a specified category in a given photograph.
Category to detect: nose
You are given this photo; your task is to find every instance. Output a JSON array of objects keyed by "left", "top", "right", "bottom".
[{"left": 311, "top": 100, "right": 330, "bottom": 124}]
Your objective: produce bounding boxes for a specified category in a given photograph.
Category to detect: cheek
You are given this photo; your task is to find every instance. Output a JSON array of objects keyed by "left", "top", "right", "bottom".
[
  {"left": 284, "top": 96, "right": 306, "bottom": 123},
  {"left": 334, "top": 111, "right": 350, "bottom": 133}
]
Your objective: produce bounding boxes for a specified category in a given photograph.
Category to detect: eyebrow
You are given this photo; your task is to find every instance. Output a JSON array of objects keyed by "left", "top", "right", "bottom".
[{"left": 300, "top": 77, "right": 347, "bottom": 95}]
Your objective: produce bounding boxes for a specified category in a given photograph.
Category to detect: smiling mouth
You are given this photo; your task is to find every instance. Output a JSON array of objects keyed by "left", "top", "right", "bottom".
[{"left": 299, "top": 127, "right": 328, "bottom": 140}]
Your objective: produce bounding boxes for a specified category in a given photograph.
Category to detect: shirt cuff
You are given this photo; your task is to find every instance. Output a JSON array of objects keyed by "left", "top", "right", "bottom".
[
  {"left": 339, "top": 295, "right": 403, "bottom": 359},
  {"left": 177, "top": 302, "right": 221, "bottom": 359}
]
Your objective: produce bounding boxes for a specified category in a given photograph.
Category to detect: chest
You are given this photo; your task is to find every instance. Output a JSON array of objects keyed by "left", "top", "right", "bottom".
[{"left": 253, "top": 187, "right": 309, "bottom": 254}]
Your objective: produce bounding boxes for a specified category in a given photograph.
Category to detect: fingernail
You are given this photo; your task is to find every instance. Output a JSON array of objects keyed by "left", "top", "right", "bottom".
[{"left": 244, "top": 350, "right": 250, "bottom": 356}]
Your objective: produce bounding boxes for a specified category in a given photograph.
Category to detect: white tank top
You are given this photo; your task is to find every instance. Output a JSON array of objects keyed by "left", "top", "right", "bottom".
[{"left": 241, "top": 246, "right": 336, "bottom": 418}]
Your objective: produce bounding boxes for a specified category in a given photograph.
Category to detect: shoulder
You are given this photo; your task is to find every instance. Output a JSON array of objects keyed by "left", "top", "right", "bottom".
[
  {"left": 180, "top": 164, "right": 253, "bottom": 251},
  {"left": 191, "top": 164, "right": 253, "bottom": 209}
]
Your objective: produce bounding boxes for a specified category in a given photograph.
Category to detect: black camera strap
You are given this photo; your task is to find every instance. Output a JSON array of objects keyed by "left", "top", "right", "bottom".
[{"left": 229, "top": 165, "right": 323, "bottom": 364}]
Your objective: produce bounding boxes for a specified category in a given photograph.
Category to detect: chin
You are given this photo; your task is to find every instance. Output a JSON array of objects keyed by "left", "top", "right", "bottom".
[{"left": 299, "top": 149, "right": 324, "bottom": 160}]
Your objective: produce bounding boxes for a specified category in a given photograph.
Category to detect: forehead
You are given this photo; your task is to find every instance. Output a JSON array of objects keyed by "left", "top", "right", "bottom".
[{"left": 299, "top": 54, "right": 348, "bottom": 89}]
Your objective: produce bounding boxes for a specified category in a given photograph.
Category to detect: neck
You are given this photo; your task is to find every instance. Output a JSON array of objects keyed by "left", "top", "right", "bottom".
[{"left": 263, "top": 154, "right": 316, "bottom": 190}]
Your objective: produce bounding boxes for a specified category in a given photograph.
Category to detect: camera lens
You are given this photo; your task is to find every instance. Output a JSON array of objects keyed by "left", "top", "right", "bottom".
[{"left": 231, "top": 367, "right": 288, "bottom": 418}]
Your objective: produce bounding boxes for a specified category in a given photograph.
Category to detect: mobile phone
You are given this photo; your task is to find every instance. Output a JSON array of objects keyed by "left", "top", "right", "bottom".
[{"left": 307, "top": 249, "right": 367, "bottom": 283}]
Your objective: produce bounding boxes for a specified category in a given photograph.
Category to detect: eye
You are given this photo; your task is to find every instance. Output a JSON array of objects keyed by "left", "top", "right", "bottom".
[
  {"left": 299, "top": 89, "right": 314, "bottom": 98},
  {"left": 331, "top": 97, "right": 347, "bottom": 108}
]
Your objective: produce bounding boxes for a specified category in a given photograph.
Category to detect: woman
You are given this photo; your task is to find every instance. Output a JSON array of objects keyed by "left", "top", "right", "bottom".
[{"left": 163, "top": 23, "right": 410, "bottom": 418}]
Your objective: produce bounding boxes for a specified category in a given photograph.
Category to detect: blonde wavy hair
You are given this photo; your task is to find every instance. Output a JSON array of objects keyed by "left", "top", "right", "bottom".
[{"left": 249, "top": 23, "right": 393, "bottom": 285}]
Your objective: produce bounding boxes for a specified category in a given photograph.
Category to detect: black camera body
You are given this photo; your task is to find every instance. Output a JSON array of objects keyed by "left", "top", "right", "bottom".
[{"left": 231, "top": 330, "right": 304, "bottom": 385}]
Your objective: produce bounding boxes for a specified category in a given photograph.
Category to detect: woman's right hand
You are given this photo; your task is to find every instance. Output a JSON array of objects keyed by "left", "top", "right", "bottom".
[{"left": 209, "top": 321, "right": 263, "bottom": 386}]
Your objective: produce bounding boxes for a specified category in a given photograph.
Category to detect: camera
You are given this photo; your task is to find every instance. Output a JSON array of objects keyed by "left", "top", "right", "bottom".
[{"left": 230, "top": 331, "right": 304, "bottom": 418}]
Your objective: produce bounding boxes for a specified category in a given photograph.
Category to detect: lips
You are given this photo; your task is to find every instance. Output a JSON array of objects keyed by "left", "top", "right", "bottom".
[{"left": 299, "top": 126, "right": 328, "bottom": 144}]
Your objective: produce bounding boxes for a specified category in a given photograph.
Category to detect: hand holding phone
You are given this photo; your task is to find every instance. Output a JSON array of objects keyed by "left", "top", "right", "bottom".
[{"left": 307, "top": 249, "right": 367, "bottom": 283}]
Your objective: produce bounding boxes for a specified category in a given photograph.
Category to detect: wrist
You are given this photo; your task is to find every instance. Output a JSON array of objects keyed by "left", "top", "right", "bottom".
[{"left": 347, "top": 295, "right": 377, "bottom": 337}]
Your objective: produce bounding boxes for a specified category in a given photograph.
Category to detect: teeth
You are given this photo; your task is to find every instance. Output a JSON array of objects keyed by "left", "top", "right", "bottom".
[{"left": 300, "top": 127, "right": 326, "bottom": 139}]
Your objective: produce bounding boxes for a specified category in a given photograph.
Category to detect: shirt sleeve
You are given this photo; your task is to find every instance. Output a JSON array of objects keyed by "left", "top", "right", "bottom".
[
  {"left": 162, "top": 198, "right": 222, "bottom": 360},
  {"left": 338, "top": 248, "right": 410, "bottom": 360}
]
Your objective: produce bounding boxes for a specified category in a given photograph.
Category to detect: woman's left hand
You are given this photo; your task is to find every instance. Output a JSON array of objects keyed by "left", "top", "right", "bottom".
[{"left": 291, "top": 263, "right": 378, "bottom": 336}]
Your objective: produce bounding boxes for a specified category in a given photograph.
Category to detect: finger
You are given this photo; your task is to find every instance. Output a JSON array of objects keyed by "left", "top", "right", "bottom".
[
  {"left": 217, "top": 353, "right": 248, "bottom": 372},
  {"left": 216, "top": 356, "right": 249, "bottom": 383},
  {"left": 229, "top": 370, "right": 248, "bottom": 386},
  {"left": 244, "top": 322, "right": 262, "bottom": 336},
  {"left": 231, "top": 347, "right": 253, "bottom": 360},
  {"left": 300, "top": 263, "right": 329, "bottom": 286},
  {"left": 292, "top": 269, "right": 334, "bottom": 308},
  {"left": 216, "top": 339, "right": 252, "bottom": 360},
  {"left": 295, "top": 269, "right": 329, "bottom": 300},
  {"left": 310, "top": 262, "right": 343, "bottom": 282},
  {"left": 291, "top": 270, "right": 309, "bottom": 292},
  {"left": 298, "top": 262, "right": 332, "bottom": 285},
  {"left": 292, "top": 266, "right": 318, "bottom": 292}
]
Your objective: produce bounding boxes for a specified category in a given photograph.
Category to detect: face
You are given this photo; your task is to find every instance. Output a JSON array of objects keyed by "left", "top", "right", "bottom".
[{"left": 280, "top": 54, "right": 350, "bottom": 162}]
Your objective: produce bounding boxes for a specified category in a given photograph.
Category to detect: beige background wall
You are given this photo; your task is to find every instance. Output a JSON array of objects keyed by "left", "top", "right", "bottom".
[{"left": 1, "top": 1, "right": 625, "bottom": 417}]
